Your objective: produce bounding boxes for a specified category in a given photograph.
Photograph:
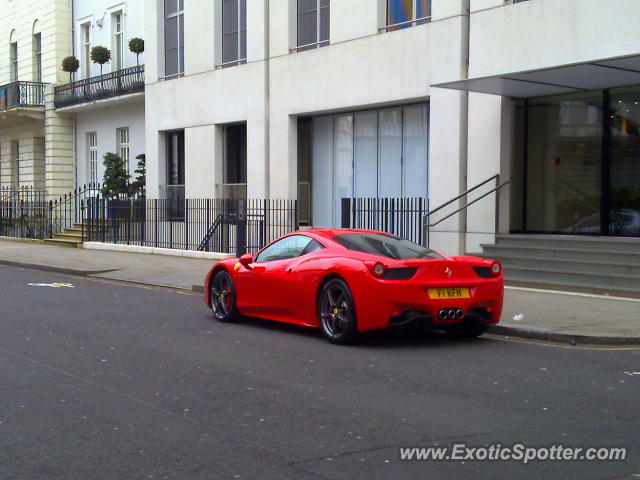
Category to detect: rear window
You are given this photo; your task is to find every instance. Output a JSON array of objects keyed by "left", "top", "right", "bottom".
[{"left": 333, "top": 233, "right": 443, "bottom": 260}]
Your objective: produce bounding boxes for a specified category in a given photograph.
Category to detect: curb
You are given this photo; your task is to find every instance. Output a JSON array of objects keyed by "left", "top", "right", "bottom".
[
  {"left": 489, "top": 324, "right": 640, "bottom": 345},
  {"left": 0, "top": 259, "right": 119, "bottom": 276},
  {"left": 83, "top": 242, "right": 233, "bottom": 260}
]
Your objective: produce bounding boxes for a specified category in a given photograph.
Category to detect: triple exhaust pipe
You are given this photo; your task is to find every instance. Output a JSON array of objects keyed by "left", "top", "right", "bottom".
[{"left": 438, "top": 308, "right": 465, "bottom": 321}]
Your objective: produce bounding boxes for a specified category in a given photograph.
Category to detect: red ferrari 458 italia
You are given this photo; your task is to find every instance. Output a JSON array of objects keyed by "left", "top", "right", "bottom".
[{"left": 204, "top": 229, "right": 504, "bottom": 345}]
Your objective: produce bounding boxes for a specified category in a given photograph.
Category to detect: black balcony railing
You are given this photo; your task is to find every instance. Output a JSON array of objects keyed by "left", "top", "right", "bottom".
[
  {"left": 0, "top": 81, "right": 46, "bottom": 110},
  {"left": 54, "top": 65, "right": 145, "bottom": 109}
]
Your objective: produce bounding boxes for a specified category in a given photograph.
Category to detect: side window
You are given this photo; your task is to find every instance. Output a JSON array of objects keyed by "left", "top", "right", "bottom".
[
  {"left": 255, "top": 235, "right": 313, "bottom": 262},
  {"left": 301, "top": 239, "right": 324, "bottom": 256}
]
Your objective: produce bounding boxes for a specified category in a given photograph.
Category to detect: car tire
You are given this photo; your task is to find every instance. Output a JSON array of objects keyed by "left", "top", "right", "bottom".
[
  {"left": 444, "top": 319, "right": 489, "bottom": 339},
  {"left": 317, "top": 278, "right": 359, "bottom": 345},
  {"left": 210, "top": 269, "right": 240, "bottom": 323}
]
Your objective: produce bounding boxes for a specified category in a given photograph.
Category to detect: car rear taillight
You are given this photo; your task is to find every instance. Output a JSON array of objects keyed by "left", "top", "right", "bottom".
[
  {"left": 472, "top": 263, "right": 502, "bottom": 278},
  {"left": 366, "top": 261, "right": 387, "bottom": 278}
]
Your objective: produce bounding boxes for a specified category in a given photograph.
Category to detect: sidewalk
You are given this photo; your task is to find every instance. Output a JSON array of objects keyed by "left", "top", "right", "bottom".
[{"left": 1, "top": 239, "right": 638, "bottom": 344}]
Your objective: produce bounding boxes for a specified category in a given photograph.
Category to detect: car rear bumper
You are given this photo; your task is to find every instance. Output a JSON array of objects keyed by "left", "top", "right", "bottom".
[{"left": 352, "top": 278, "right": 504, "bottom": 332}]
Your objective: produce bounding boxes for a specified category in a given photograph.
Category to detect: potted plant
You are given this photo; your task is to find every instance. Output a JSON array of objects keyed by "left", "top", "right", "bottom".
[
  {"left": 102, "top": 152, "right": 131, "bottom": 222},
  {"left": 128, "top": 38, "right": 144, "bottom": 67},
  {"left": 61, "top": 56, "right": 80, "bottom": 83}
]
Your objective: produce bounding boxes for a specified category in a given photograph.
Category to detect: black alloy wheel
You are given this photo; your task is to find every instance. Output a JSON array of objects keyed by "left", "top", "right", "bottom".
[
  {"left": 210, "top": 270, "right": 239, "bottom": 322},
  {"left": 318, "top": 278, "right": 358, "bottom": 345}
]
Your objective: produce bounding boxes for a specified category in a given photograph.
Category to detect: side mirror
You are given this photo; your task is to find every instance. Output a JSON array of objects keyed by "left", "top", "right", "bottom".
[{"left": 239, "top": 253, "right": 254, "bottom": 269}]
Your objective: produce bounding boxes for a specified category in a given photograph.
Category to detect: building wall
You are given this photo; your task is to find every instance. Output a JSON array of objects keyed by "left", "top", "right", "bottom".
[
  {"left": 69, "top": 0, "right": 146, "bottom": 189},
  {"left": 73, "top": 0, "right": 145, "bottom": 79},
  {"left": 0, "top": 0, "right": 71, "bottom": 193},
  {"left": 74, "top": 100, "right": 145, "bottom": 185}
]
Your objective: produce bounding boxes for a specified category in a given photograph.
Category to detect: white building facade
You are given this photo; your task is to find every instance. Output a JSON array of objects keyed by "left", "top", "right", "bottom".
[
  {"left": 54, "top": 0, "right": 145, "bottom": 188},
  {"left": 143, "top": 0, "right": 640, "bottom": 256},
  {"left": 0, "top": 0, "right": 72, "bottom": 196}
]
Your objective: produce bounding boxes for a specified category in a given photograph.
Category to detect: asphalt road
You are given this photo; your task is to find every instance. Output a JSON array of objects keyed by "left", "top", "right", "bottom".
[{"left": 0, "top": 265, "right": 638, "bottom": 480}]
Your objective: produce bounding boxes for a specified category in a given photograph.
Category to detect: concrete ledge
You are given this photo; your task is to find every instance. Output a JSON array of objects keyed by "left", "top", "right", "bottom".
[
  {"left": 0, "top": 236, "right": 45, "bottom": 244},
  {"left": 490, "top": 324, "right": 640, "bottom": 345},
  {"left": 82, "top": 242, "right": 234, "bottom": 260}
]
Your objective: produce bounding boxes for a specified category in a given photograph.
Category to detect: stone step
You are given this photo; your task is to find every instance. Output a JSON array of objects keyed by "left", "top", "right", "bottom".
[
  {"left": 53, "top": 233, "right": 83, "bottom": 241},
  {"left": 493, "top": 234, "right": 640, "bottom": 253},
  {"left": 501, "top": 264, "right": 640, "bottom": 291},
  {"left": 499, "top": 254, "right": 640, "bottom": 276},
  {"left": 43, "top": 238, "right": 81, "bottom": 248},
  {"left": 482, "top": 244, "right": 640, "bottom": 264}
]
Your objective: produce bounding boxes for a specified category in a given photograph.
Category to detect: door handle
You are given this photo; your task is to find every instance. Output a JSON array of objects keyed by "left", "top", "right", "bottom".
[{"left": 285, "top": 267, "right": 293, "bottom": 273}]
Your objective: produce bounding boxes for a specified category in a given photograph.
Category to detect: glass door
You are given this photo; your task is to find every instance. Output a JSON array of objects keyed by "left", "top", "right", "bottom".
[{"left": 609, "top": 87, "right": 640, "bottom": 237}]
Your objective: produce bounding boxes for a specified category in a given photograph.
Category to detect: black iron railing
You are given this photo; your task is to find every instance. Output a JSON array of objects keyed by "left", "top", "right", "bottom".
[
  {"left": 0, "top": 81, "right": 46, "bottom": 110},
  {"left": 82, "top": 197, "right": 298, "bottom": 255},
  {"left": 341, "top": 197, "right": 428, "bottom": 245},
  {"left": 0, "top": 183, "right": 105, "bottom": 240},
  {"left": 0, "top": 187, "right": 49, "bottom": 238},
  {"left": 54, "top": 65, "right": 145, "bottom": 109}
]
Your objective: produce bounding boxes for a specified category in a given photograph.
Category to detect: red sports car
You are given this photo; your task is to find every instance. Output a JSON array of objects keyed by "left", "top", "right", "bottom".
[{"left": 204, "top": 229, "right": 503, "bottom": 345}]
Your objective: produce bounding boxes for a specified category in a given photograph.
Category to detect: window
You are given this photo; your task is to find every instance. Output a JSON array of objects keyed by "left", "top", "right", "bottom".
[
  {"left": 297, "top": 0, "right": 329, "bottom": 51},
  {"left": 112, "top": 12, "right": 124, "bottom": 71},
  {"left": 164, "top": 0, "right": 184, "bottom": 79},
  {"left": 33, "top": 34, "right": 41, "bottom": 82},
  {"left": 309, "top": 104, "right": 428, "bottom": 228},
  {"left": 87, "top": 132, "right": 98, "bottom": 184},
  {"left": 221, "top": 0, "right": 246, "bottom": 66},
  {"left": 81, "top": 23, "right": 91, "bottom": 78},
  {"left": 223, "top": 124, "right": 247, "bottom": 197},
  {"left": 117, "top": 127, "right": 130, "bottom": 175},
  {"left": 384, "top": 0, "right": 431, "bottom": 31},
  {"left": 10, "top": 42, "right": 18, "bottom": 82},
  {"left": 167, "top": 130, "right": 185, "bottom": 186},
  {"left": 334, "top": 233, "right": 442, "bottom": 260},
  {"left": 255, "top": 235, "right": 319, "bottom": 262}
]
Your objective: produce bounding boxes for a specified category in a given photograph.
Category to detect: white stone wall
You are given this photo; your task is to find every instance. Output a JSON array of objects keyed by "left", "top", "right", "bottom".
[
  {"left": 72, "top": 0, "right": 145, "bottom": 79},
  {"left": 0, "top": 0, "right": 71, "bottom": 193}
]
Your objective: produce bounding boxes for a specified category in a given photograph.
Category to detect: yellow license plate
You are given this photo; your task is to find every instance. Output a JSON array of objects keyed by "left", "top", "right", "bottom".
[{"left": 428, "top": 287, "right": 471, "bottom": 299}]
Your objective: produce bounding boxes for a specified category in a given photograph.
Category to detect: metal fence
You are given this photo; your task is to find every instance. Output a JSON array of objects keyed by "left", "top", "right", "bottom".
[
  {"left": 0, "top": 183, "right": 105, "bottom": 240},
  {"left": 83, "top": 197, "right": 298, "bottom": 255},
  {"left": 0, "top": 81, "right": 46, "bottom": 110},
  {"left": 341, "top": 197, "right": 428, "bottom": 245},
  {"left": 0, "top": 187, "right": 49, "bottom": 238},
  {"left": 54, "top": 65, "right": 145, "bottom": 109}
]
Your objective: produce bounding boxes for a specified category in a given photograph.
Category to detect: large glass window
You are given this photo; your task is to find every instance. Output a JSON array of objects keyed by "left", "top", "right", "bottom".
[
  {"left": 522, "top": 94, "right": 603, "bottom": 234},
  {"left": 308, "top": 104, "right": 428, "bottom": 228},
  {"left": 32, "top": 34, "right": 41, "bottom": 82},
  {"left": 167, "top": 130, "right": 185, "bottom": 186},
  {"left": 297, "top": 0, "right": 329, "bottom": 51},
  {"left": 221, "top": 123, "right": 247, "bottom": 200},
  {"left": 117, "top": 127, "right": 130, "bottom": 176},
  {"left": 10, "top": 42, "right": 18, "bottom": 82},
  {"left": 87, "top": 132, "right": 98, "bottom": 184},
  {"left": 221, "top": 0, "right": 247, "bottom": 66},
  {"left": 164, "top": 0, "right": 184, "bottom": 79},
  {"left": 609, "top": 87, "right": 640, "bottom": 237},
  {"left": 385, "top": 0, "right": 431, "bottom": 31},
  {"left": 81, "top": 23, "right": 91, "bottom": 78},
  {"left": 112, "top": 11, "right": 124, "bottom": 71}
]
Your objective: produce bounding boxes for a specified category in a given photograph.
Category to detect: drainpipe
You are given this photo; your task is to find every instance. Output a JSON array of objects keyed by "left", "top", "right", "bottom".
[
  {"left": 263, "top": 0, "right": 270, "bottom": 199},
  {"left": 458, "top": 0, "right": 470, "bottom": 255}
]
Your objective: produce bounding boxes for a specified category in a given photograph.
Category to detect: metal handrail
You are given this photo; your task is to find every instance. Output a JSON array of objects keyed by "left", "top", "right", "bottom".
[
  {"left": 379, "top": 16, "right": 431, "bottom": 31},
  {"left": 425, "top": 175, "right": 510, "bottom": 228}
]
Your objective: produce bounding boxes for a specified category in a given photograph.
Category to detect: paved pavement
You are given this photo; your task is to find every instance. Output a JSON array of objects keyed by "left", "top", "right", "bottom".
[
  {"left": 1, "top": 238, "right": 639, "bottom": 344},
  {"left": 1, "top": 265, "right": 638, "bottom": 479}
]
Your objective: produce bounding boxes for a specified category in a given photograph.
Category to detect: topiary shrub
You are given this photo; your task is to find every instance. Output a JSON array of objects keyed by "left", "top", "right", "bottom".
[
  {"left": 62, "top": 56, "right": 80, "bottom": 82},
  {"left": 128, "top": 38, "right": 144, "bottom": 67},
  {"left": 90, "top": 46, "right": 111, "bottom": 76}
]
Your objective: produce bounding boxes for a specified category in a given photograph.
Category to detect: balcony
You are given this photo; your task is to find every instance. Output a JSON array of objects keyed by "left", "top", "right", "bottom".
[
  {"left": 0, "top": 81, "right": 46, "bottom": 110},
  {"left": 54, "top": 65, "right": 144, "bottom": 110},
  {"left": 0, "top": 81, "right": 46, "bottom": 126}
]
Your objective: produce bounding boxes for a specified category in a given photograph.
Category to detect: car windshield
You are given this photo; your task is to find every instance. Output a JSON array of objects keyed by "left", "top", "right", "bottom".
[{"left": 333, "top": 233, "right": 443, "bottom": 260}]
